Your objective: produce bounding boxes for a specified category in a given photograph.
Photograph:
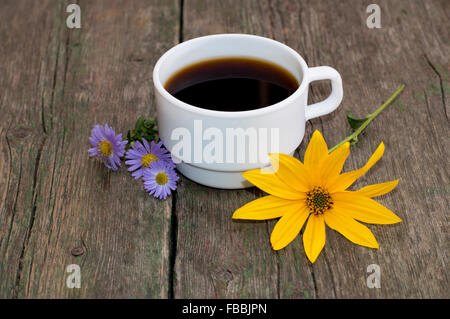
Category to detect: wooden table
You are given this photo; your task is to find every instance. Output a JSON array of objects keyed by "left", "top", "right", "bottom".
[{"left": 0, "top": 0, "right": 448, "bottom": 299}]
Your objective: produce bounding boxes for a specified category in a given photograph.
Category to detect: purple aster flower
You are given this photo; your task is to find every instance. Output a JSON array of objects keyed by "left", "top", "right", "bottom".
[
  {"left": 88, "top": 124, "right": 127, "bottom": 171},
  {"left": 143, "top": 162, "right": 179, "bottom": 199},
  {"left": 125, "top": 138, "right": 174, "bottom": 179}
]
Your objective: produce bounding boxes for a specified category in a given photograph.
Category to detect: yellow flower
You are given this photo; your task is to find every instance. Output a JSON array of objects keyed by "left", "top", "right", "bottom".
[{"left": 232, "top": 130, "right": 401, "bottom": 263}]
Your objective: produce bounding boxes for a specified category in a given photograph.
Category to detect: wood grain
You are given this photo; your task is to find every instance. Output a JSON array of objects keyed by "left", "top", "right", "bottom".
[
  {"left": 0, "top": 0, "right": 180, "bottom": 298},
  {"left": 275, "top": 0, "right": 450, "bottom": 299},
  {"left": 0, "top": 0, "right": 448, "bottom": 298},
  {"left": 175, "top": 0, "right": 449, "bottom": 298}
]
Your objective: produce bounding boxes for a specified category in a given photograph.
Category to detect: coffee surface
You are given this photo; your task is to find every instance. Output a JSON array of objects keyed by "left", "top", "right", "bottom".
[{"left": 164, "top": 57, "right": 299, "bottom": 112}]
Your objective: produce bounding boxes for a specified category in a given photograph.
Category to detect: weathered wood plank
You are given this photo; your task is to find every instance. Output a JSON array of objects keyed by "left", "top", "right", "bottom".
[
  {"left": 0, "top": 0, "right": 180, "bottom": 298},
  {"left": 274, "top": 0, "right": 449, "bottom": 299},
  {"left": 0, "top": 0, "right": 63, "bottom": 298},
  {"left": 176, "top": 0, "right": 449, "bottom": 298},
  {"left": 0, "top": 0, "right": 447, "bottom": 299},
  {"left": 174, "top": 0, "right": 303, "bottom": 299},
  {"left": 173, "top": 185, "right": 280, "bottom": 298}
]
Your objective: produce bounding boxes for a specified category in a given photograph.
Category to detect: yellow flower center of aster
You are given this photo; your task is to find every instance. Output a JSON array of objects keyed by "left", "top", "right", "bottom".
[
  {"left": 98, "top": 139, "right": 113, "bottom": 157},
  {"left": 305, "top": 187, "right": 333, "bottom": 215},
  {"left": 141, "top": 153, "right": 158, "bottom": 168},
  {"left": 155, "top": 172, "right": 168, "bottom": 185}
]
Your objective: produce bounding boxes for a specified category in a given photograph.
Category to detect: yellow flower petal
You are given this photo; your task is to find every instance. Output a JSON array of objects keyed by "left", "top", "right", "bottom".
[
  {"left": 302, "top": 214, "right": 326, "bottom": 263},
  {"left": 232, "top": 195, "right": 301, "bottom": 220},
  {"left": 242, "top": 169, "right": 305, "bottom": 199},
  {"left": 333, "top": 191, "right": 402, "bottom": 224},
  {"left": 324, "top": 210, "right": 379, "bottom": 248},
  {"left": 328, "top": 142, "right": 385, "bottom": 192},
  {"left": 304, "top": 130, "right": 328, "bottom": 170},
  {"left": 320, "top": 142, "right": 350, "bottom": 187},
  {"left": 269, "top": 153, "right": 311, "bottom": 192},
  {"left": 354, "top": 180, "right": 399, "bottom": 198},
  {"left": 271, "top": 205, "right": 309, "bottom": 250}
]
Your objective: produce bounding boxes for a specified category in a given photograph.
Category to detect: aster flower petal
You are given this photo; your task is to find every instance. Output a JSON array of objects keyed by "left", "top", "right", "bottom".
[
  {"left": 125, "top": 159, "right": 141, "bottom": 165},
  {"left": 324, "top": 210, "right": 379, "bottom": 248},
  {"left": 125, "top": 150, "right": 143, "bottom": 159},
  {"left": 131, "top": 140, "right": 145, "bottom": 152},
  {"left": 155, "top": 186, "right": 163, "bottom": 199},
  {"left": 92, "top": 125, "right": 103, "bottom": 139},
  {"left": 125, "top": 138, "right": 174, "bottom": 179},
  {"left": 88, "top": 147, "right": 98, "bottom": 157},
  {"left": 271, "top": 205, "right": 309, "bottom": 250},
  {"left": 332, "top": 192, "right": 402, "bottom": 224},
  {"left": 88, "top": 124, "right": 127, "bottom": 170},
  {"left": 242, "top": 169, "right": 306, "bottom": 200},
  {"left": 328, "top": 142, "right": 385, "bottom": 192},
  {"left": 143, "top": 162, "right": 178, "bottom": 199},
  {"left": 106, "top": 159, "right": 118, "bottom": 171},
  {"left": 304, "top": 130, "right": 328, "bottom": 170},
  {"left": 303, "top": 214, "right": 326, "bottom": 263},
  {"left": 89, "top": 136, "right": 99, "bottom": 145},
  {"left": 142, "top": 138, "right": 150, "bottom": 152},
  {"left": 268, "top": 153, "right": 312, "bottom": 192},
  {"left": 233, "top": 195, "right": 302, "bottom": 220},
  {"left": 169, "top": 183, "right": 177, "bottom": 190},
  {"left": 131, "top": 170, "right": 143, "bottom": 179},
  {"left": 127, "top": 163, "right": 142, "bottom": 171},
  {"left": 354, "top": 180, "right": 399, "bottom": 198}
]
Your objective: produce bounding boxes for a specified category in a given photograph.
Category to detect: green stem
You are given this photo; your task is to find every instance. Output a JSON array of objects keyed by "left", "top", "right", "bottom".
[{"left": 328, "top": 84, "right": 405, "bottom": 153}]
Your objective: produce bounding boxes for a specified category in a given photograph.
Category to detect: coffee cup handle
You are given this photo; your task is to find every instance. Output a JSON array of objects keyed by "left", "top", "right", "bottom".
[{"left": 304, "top": 66, "right": 343, "bottom": 120}]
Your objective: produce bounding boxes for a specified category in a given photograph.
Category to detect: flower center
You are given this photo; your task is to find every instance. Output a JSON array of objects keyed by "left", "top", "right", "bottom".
[
  {"left": 98, "top": 139, "right": 113, "bottom": 157},
  {"left": 306, "top": 187, "right": 333, "bottom": 215},
  {"left": 142, "top": 153, "right": 158, "bottom": 168},
  {"left": 155, "top": 172, "right": 168, "bottom": 185}
]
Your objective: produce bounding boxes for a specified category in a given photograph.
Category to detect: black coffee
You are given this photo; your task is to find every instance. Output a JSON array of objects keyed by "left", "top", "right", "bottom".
[{"left": 164, "top": 57, "right": 299, "bottom": 112}]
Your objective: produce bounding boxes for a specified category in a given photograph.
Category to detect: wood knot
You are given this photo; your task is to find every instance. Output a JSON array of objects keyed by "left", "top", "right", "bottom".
[
  {"left": 71, "top": 246, "right": 84, "bottom": 257},
  {"left": 212, "top": 267, "right": 234, "bottom": 283},
  {"left": 128, "top": 54, "right": 144, "bottom": 62},
  {"left": 10, "top": 127, "right": 33, "bottom": 139}
]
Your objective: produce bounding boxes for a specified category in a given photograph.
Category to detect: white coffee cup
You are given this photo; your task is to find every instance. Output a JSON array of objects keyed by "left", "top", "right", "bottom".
[{"left": 153, "top": 34, "right": 343, "bottom": 189}]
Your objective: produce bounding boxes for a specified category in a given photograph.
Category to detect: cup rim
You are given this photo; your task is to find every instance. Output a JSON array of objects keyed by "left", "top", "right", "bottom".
[{"left": 153, "top": 33, "right": 309, "bottom": 118}]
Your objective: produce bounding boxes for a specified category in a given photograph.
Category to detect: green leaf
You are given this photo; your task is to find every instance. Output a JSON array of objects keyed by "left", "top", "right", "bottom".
[
  {"left": 329, "top": 85, "right": 405, "bottom": 154},
  {"left": 126, "top": 117, "right": 159, "bottom": 148},
  {"left": 350, "top": 135, "right": 359, "bottom": 146},
  {"left": 346, "top": 110, "right": 370, "bottom": 130},
  {"left": 136, "top": 117, "right": 144, "bottom": 130}
]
